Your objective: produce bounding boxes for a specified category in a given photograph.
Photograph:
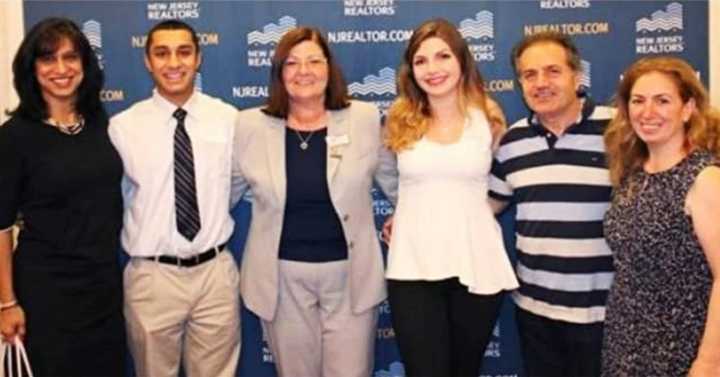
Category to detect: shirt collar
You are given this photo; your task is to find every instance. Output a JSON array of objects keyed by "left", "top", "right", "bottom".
[
  {"left": 151, "top": 89, "right": 201, "bottom": 122},
  {"left": 527, "top": 97, "right": 596, "bottom": 135}
]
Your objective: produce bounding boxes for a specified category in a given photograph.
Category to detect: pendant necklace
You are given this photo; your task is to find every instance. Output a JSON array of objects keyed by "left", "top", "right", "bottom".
[{"left": 294, "top": 129, "right": 316, "bottom": 150}]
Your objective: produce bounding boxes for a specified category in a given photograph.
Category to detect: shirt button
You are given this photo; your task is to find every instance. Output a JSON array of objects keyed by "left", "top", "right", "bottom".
[
  {"left": 348, "top": 241, "right": 354, "bottom": 250},
  {"left": 342, "top": 214, "right": 350, "bottom": 222},
  {"left": 546, "top": 133, "right": 552, "bottom": 138}
]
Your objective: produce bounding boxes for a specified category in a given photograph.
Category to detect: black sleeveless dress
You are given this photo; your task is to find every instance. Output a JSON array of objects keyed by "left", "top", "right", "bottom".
[
  {"left": 602, "top": 150, "right": 717, "bottom": 376},
  {"left": 0, "top": 115, "right": 125, "bottom": 377}
]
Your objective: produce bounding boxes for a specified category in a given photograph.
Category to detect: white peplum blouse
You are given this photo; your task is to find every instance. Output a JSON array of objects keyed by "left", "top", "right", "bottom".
[{"left": 386, "top": 109, "right": 519, "bottom": 295}]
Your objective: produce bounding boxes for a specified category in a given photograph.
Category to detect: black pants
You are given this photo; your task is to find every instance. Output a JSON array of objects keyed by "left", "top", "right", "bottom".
[
  {"left": 387, "top": 278, "right": 503, "bottom": 377},
  {"left": 516, "top": 307, "right": 603, "bottom": 377}
]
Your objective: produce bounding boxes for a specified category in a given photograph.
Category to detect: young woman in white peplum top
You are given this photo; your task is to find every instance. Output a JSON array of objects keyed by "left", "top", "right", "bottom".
[{"left": 382, "top": 18, "right": 519, "bottom": 377}]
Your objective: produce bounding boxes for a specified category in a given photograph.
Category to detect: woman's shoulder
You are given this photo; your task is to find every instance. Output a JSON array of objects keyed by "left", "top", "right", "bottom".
[
  {"left": 235, "top": 106, "right": 286, "bottom": 139},
  {"left": 347, "top": 99, "right": 378, "bottom": 111},
  {"left": 692, "top": 159, "right": 720, "bottom": 190},
  {"left": 467, "top": 106, "right": 489, "bottom": 125},
  {"left": 0, "top": 115, "right": 39, "bottom": 139},
  {"left": 344, "top": 100, "right": 380, "bottom": 118},
  {"left": 0, "top": 116, "right": 40, "bottom": 156},
  {"left": 466, "top": 107, "right": 492, "bottom": 139},
  {"left": 238, "top": 106, "right": 277, "bottom": 124},
  {"left": 687, "top": 163, "right": 720, "bottom": 218},
  {"left": 690, "top": 149, "right": 719, "bottom": 166}
]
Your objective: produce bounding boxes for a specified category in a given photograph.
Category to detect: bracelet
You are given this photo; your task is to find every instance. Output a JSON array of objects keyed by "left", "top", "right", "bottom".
[{"left": 0, "top": 300, "right": 18, "bottom": 310}]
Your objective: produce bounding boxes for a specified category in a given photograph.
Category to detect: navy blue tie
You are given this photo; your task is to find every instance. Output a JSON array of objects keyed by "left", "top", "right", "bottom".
[{"left": 173, "top": 108, "right": 201, "bottom": 241}]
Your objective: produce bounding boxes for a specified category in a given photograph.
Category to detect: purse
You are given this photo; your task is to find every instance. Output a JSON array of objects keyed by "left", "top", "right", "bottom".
[{"left": 0, "top": 337, "right": 34, "bottom": 377}]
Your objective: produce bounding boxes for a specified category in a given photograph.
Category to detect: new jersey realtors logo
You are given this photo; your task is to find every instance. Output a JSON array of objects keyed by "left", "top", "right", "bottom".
[
  {"left": 247, "top": 16, "right": 297, "bottom": 67},
  {"left": 349, "top": 67, "right": 396, "bottom": 96},
  {"left": 580, "top": 60, "right": 591, "bottom": 88},
  {"left": 147, "top": 2, "right": 200, "bottom": 20},
  {"left": 540, "top": 0, "right": 590, "bottom": 9},
  {"left": 484, "top": 323, "right": 501, "bottom": 358},
  {"left": 247, "top": 16, "right": 297, "bottom": 45},
  {"left": 458, "top": 11, "right": 495, "bottom": 62},
  {"left": 349, "top": 68, "right": 396, "bottom": 116},
  {"left": 82, "top": 19, "right": 124, "bottom": 103},
  {"left": 371, "top": 185, "right": 394, "bottom": 219},
  {"left": 82, "top": 20, "right": 103, "bottom": 69},
  {"left": 344, "top": 0, "right": 396, "bottom": 16},
  {"left": 194, "top": 73, "right": 203, "bottom": 92},
  {"left": 636, "top": 2, "right": 682, "bottom": 32},
  {"left": 636, "top": 2, "right": 684, "bottom": 54}
]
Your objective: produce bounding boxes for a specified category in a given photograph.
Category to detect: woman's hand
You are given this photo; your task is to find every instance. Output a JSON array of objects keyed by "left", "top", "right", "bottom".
[
  {"left": 0, "top": 305, "right": 26, "bottom": 343},
  {"left": 381, "top": 215, "right": 394, "bottom": 245}
]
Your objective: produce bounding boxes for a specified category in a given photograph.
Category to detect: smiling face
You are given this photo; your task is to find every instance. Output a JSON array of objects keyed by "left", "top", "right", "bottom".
[
  {"left": 411, "top": 37, "right": 462, "bottom": 103},
  {"left": 144, "top": 29, "right": 201, "bottom": 107},
  {"left": 282, "top": 40, "right": 329, "bottom": 106},
  {"left": 629, "top": 71, "right": 694, "bottom": 151},
  {"left": 35, "top": 37, "right": 84, "bottom": 108},
  {"left": 516, "top": 42, "right": 581, "bottom": 121}
]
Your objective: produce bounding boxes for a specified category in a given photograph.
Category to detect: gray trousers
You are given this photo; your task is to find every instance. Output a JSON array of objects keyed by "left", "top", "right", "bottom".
[{"left": 262, "top": 260, "right": 378, "bottom": 377}]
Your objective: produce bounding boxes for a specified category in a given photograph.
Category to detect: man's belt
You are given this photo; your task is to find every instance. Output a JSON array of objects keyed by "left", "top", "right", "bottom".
[{"left": 142, "top": 243, "right": 227, "bottom": 267}]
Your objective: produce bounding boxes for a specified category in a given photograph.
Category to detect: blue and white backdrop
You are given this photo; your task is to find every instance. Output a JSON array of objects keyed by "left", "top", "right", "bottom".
[{"left": 23, "top": 1, "right": 709, "bottom": 376}]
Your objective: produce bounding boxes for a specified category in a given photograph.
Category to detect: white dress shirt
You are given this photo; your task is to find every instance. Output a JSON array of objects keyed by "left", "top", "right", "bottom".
[
  {"left": 109, "top": 90, "right": 238, "bottom": 257},
  {"left": 386, "top": 109, "right": 519, "bottom": 295}
]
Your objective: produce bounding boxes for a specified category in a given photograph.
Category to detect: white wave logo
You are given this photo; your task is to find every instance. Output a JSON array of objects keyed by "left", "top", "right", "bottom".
[
  {"left": 82, "top": 20, "right": 103, "bottom": 69},
  {"left": 349, "top": 67, "right": 396, "bottom": 96},
  {"left": 636, "top": 2, "right": 682, "bottom": 32},
  {"left": 580, "top": 60, "right": 591, "bottom": 88},
  {"left": 82, "top": 20, "right": 102, "bottom": 48},
  {"left": 194, "top": 73, "right": 203, "bottom": 92},
  {"left": 247, "top": 16, "right": 297, "bottom": 45},
  {"left": 459, "top": 11, "right": 494, "bottom": 40}
]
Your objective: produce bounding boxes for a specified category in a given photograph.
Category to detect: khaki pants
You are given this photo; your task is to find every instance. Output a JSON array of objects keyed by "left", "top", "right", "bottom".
[{"left": 124, "top": 250, "right": 241, "bottom": 377}]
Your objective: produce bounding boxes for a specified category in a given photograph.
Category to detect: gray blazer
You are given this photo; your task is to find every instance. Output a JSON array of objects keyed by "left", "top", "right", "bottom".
[{"left": 231, "top": 100, "right": 398, "bottom": 321}]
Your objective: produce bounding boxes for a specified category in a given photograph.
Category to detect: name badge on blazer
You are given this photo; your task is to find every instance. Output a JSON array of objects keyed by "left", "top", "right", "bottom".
[{"left": 326, "top": 134, "right": 350, "bottom": 159}]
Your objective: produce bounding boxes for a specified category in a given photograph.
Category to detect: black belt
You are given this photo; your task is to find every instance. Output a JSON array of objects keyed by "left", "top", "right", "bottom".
[{"left": 142, "top": 243, "right": 227, "bottom": 267}]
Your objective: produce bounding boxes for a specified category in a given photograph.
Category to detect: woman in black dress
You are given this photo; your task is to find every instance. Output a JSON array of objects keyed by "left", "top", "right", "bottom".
[{"left": 0, "top": 18, "right": 125, "bottom": 376}]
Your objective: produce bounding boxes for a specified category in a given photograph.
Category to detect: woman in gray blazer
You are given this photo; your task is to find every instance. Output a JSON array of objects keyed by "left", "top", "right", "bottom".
[{"left": 231, "top": 27, "right": 397, "bottom": 377}]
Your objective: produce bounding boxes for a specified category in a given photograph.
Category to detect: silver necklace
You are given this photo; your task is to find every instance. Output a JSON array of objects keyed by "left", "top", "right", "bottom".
[
  {"left": 44, "top": 115, "right": 85, "bottom": 135},
  {"left": 294, "top": 129, "right": 316, "bottom": 150}
]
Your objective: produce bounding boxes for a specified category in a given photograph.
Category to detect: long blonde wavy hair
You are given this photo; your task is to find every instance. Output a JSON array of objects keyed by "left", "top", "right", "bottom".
[
  {"left": 385, "top": 18, "right": 505, "bottom": 152},
  {"left": 604, "top": 56, "right": 720, "bottom": 187}
]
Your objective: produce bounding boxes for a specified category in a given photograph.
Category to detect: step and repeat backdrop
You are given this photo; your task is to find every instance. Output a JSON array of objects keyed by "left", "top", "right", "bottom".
[{"left": 23, "top": 1, "right": 708, "bottom": 376}]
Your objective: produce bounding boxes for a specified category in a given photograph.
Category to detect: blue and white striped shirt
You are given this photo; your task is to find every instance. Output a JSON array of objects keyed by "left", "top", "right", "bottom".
[{"left": 489, "top": 99, "right": 614, "bottom": 324}]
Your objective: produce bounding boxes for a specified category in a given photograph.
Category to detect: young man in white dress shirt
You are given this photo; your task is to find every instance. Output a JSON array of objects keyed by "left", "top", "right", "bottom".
[{"left": 109, "top": 20, "right": 240, "bottom": 377}]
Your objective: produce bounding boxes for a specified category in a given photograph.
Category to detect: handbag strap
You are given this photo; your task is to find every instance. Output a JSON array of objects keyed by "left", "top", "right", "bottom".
[
  {"left": 0, "top": 340, "right": 8, "bottom": 377},
  {"left": 12, "top": 337, "right": 33, "bottom": 377}
]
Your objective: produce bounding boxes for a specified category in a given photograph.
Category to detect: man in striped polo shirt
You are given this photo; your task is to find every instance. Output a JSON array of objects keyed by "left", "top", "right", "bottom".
[{"left": 489, "top": 31, "right": 614, "bottom": 377}]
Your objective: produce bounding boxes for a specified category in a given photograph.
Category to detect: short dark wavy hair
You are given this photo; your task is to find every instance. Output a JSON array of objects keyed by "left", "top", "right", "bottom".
[
  {"left": 145, "top": 20, "right": 200, "bottom": 56},
  {"left": 11, "top": 17, "right": 105, "bottom": 122},
  {"left": 510, "top": 30, "right": 582, "bottom": 76}
]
